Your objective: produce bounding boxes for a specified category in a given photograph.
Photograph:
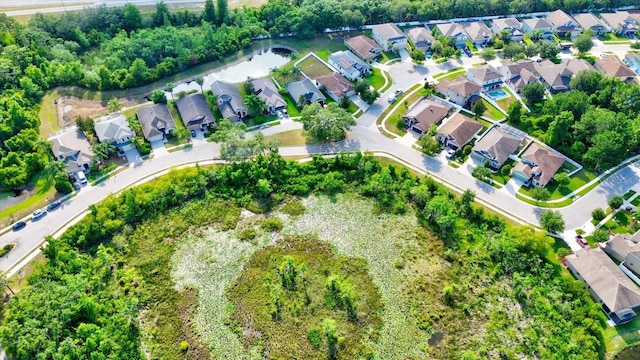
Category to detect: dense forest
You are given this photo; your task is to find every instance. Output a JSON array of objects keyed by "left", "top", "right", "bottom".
[
  {"left": 1, "top": 0, "right": 639, "bottom": 191},
  {"left": 0, "top": 152, "right": 605, "bottom": 358}
]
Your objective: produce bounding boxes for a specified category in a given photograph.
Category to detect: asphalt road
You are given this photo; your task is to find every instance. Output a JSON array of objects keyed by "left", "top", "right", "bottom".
[{"left": 1, "top": 0, "right": 206, "bottom": 16}]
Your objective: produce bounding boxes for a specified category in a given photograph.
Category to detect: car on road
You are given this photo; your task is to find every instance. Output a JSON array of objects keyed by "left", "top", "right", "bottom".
[
  {"left": 12, "top": 221, "right": 26, "bottom": 231},
  {"left": 32, "top": 209, "right": 47, "bottom": 221},
  {"left": 190, "top": 130, "right": 196, "bottom": 138},
  {"left": 388, "top": 89, "right": 404, "bottom": 103},
  {"left": 47, "top": 200, "right": 62, "bottom": 211},
  {"left": 425, "top": 51, "right": 432, "bottom": 59},
  {"left": 575, "top": 235, "right": 589, "bottom": 249},
  {"left": 260, "top": 124, "right": 269, "bottom": 129},
  {"left": 277, "top": 111, "right": 284, "bottom": 119}
]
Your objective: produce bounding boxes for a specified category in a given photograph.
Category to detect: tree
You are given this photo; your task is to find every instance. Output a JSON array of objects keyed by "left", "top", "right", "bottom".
[
  {"left": 244, "top": 94, "right": 266, "bottom": 118},
  {"left": 339, "top": 96, "right": 350, "bottom": 109},
  {"left": 153, "top": 1, "right": 171, "bottom": 26},
  {"left": 472, "top": 100, "right": 487, "bottom": 117},
  {"left": 151, "top": 90, "right": 167, "bottom": 104},
  {"left": 0, "top": 274, "right": 14, "bottom": 295},
  {"left": 472, "top": 166, "right": 491, "bottom": 181},
  {"left": 211, "top": 119, "right": 278, "bottom": 161},
  {"left": 592, "top": 228, "right": 610, "bottom": 243},
  {"left": 107, "top": 98, "right": 122, "bottom": 113},
  {"left": 540, "top": 210, "right": 565, "bottom": 233},
  {"left": 91, "top": 142, "right": 116, "bottom": 160},
  {"left": 166, "top": 82, "right": 175, "bottom": 102},
  {"left": 502, "top": 42, "right": 525, "bottom": 59},
  {"left": 203, "top": 0, "right": 216, "bottom": 23},
  {"left": 195, "top": 77, "right": 204, "bottom": 93},
  {"left": 43, "top": 160, "right": 67, "bottom": 179},
  {"left": 479, "top": 47, "right": 496, "bottom": 62},
  {"left": 522, "top": 83, "right": 545, "bottom": 104},
  {"left": 554, "top": 172, "right": 570, "bottom": 187},
  {"left": 538, "top": 40, "right": 560, "bottom": 59},
  {"left": 507, "top": 101, "right": 523, "bottom": 124},
  {"left": 300, "top": 102, "right": 355, "bottom": 142},
  {"left": 244, "top": 77, "right": 255, "bottom": 95},
  {"left": 592, "top": 208, "right": 606, "bottom": 222},
  {"left": 217, "top": 0, "right": 228, "bottom": 25},
  {"left": 530, "top": 186, "right": 551, "bottom": 203},
  {"left": 122, "top": 3, "right": 143, "bottom": 32},
  {"left": 417, "top": 135, "right": 441, "bottom": 156},
  {"left": 609, "top": 194, "right": 624, "bottom": 210},
  {"left": 574, "top": 30, "right": 594, "bottom": 54}
]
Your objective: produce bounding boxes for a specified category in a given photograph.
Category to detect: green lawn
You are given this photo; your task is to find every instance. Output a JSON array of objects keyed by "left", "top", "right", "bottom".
[
  {"left": 519, "top": 167, "right": 597, "bottom": 200},
  {"left": 385, "top": 89, "right": 424, "bottom": 136},
  {"left": 624, "top": 190, "right": 637, "bottom": 200},
  {"left": 263, "top": 129, "right": 323, "bottom": 146},
  {"left": 297, "top": 54, "right": 333, "bottom": 79},
  {"left": 481, "top": 100, "right": 505, "bottom": 120},
  {"left": 367, "top": 68, "right": 387, "bottom": 90},
  {"left": 601, "top": 211, "right": 636, "bottom": 235},
  {"left": 39, "top": 90, "right": 61, "bottom": 139},
  {"left": 283, "top": 95, "right": 301, "bottom": 117},
  {"left": 0, "top": 173, "right": 57, "bottom": 229},
  {"left": 605, "top": 315, "right": 640, "bottom": 355},
  {"left": 434, "top": 70, "right": 466, "bottom": 82}
]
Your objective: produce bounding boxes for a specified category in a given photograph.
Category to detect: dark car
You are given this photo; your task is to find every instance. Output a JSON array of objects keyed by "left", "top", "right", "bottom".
[
  {"left": 47, "top": 200, "right": 62, "bottom": 211},
  {"left": 12, "top": 221, "right": 26, "bottom": 231},
  {"left": 575, "top": 235, "right": 589, "bottom": 249},
  {"left": 191, "top": 130, "right": 196, "bottom": 138}
]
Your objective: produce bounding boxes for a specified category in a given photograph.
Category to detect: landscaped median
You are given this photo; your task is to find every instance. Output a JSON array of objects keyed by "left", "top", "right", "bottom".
[{"left": 376, "top": 83, "right": 424, "bottom": 138}]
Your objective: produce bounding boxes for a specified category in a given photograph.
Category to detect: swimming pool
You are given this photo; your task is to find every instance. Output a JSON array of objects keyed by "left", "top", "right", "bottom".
[{"left": 487, "top": 90, "right": 508, "bottom": 100}]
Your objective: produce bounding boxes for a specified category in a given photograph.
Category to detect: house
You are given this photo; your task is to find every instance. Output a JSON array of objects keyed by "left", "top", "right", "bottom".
[
  {"left": 136, "top": 103, "right": 177, "bottom": 143},
  {"left": 210, "top": 81, "right": 247, "bottom": 122},
  {"left": 571, "top": 12, "right": 608, "bottom": 36},
  {"left": 406, "top": 27, "right": 435, "bottom": 52},
  {"left": 465, "top": 66, "right": 504, "bottom": 91},
  {"left": 604, "top": 230, "right": 640, "bottom": 278},
  {"left": 546, "top": 9, "right": 582, "bottom": 38},
  {"left": 315, "top": 73, "right": 355, "bottom": 102},
  {"left": 434, "top": 22, "right": 469, "bottom": 48},
  {"left": 435, "top": 76, "right": 482, "bottom": 107},
  {"left": 49, "top": 128, "right": 95, "bottom": 175},
  {"left": 94, "top": 113, "right": 135, "bottom": 152},
  {"left": 371, "top": 23, "right": 407, "bottom": 52},
  {"left": 436, "top": 112, "right": 483, "bottom": 149},
  {"left": 499, "top": 60, "right": 540, "bottom": 93},
  {"left": 402, "top": 98, "right": 452, "bottom": 134},
  {"left": 491, "top": 17, "right": 524, "bottom": 42},
  {"left": 286, "top": 78, "right": 326, "bottom": 107},
  {"left": 624, "top": 53, "right": 640, "bottom": 74},
  {"left": 176, "top": 94, "right": 216, "bottom": 130},
  {"left": 472, "top": 125, "right": 524, "bottom": 169},
  {"left": 511, "top": 143, "right": 565, "bottom": 187},
  {"left": 534, "top": 58, "right": 594, "bottom": 93},
  {"left": 599, "top": 11, "right": 639, "bottom": 37},
  {"left": 595, "top": 55, "right": 637, "bottom": 82},
  {"left": 461, "top": 21, "right": 493, "bottom": 47},
  {"left": 521, "top": 18, "right": 554, "bottom": 40},
  {"left": 566, "top": 248, "right": 640, "bottom": 325},
  {"left": 252, "top": 78, "right": 287, "bottom": 114},
  {"left": 344, "top": 35, "right": 382, "bottom": 62},
  {"left": 328, "top": 50, "right": 370, "bottom": 80}
]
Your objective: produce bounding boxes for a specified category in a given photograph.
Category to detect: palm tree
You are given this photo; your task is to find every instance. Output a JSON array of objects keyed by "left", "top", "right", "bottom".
[
  {"left": 195, "top": 77, "right": 204, "bottom": 93},
  {"left": 244, "top": 94, "right": 266, "bottom": 118},
  {"left": 0, "top": 274, "right": 14, "bottom": 295},
  {"left": 44, "top": 160, "right": 67, "bottom": 179},
  {"left": 107, "top": 98, "right": 122, "bottom": 113},
  {"left": 166, "top": 82, "right": 175, "bottom": 102},
  {"left": 91, "top": 142, "right": 117, "bottom": 160}
]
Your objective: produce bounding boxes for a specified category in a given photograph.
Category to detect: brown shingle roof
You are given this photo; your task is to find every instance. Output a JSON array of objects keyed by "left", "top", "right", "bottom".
[
  {"left": 467, "top": 65, "right": 503, "bottom": 83},
  {"left": 596, "top": 55, "right": 637, "bottom": 80},
  {"left": 406, "top": 27, "right": 435, "bottom": 48},
  {"left": 437, "top": 112, "right": 483, "bottom": 147},
  {"left": 402, "top": 99, "right": 451, "bottom": 132},
  {"left": 461, "top": 21, "right": 493, "bottom": 42},
  {"left": 315, "top": 72, "right": 354, "bottom": 98},
  {"left": 344, "top": 35, "right": 382, "bottom": 60},
  {"left": 513, "top": 143, "right": 565, "bottom": 186}
]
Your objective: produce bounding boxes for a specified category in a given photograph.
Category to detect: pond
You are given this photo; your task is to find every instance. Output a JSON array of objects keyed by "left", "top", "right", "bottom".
[{"left": 170, "top": 48, "right": 292, "bottom": 95}]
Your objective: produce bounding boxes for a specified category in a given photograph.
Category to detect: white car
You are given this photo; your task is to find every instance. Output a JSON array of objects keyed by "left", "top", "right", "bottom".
[{"left": 32, "top": 209, "right": 47, "bottom": 221}]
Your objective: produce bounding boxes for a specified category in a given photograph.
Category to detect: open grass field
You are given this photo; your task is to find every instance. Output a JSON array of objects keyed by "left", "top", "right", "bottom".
[
  {"left": 264, "top": 129, "right": 315, "bottom": 146},
  {"left": 297, "top": 55, "right": 334, "bottom": 79},
  {"left": 481, "top": 99, "right": 505, "bottom": 121}
]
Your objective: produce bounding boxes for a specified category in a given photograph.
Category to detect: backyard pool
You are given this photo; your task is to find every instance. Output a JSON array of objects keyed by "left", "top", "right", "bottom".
[{"left": 487, "top": 90, "right": 508, "bottom": 100}]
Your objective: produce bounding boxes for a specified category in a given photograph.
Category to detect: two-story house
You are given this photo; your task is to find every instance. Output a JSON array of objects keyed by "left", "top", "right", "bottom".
[
  {"left": 491, "top": 17, "right": 524, "bottom": 42},
  {"left": 499, "top": 60, "right": 540, "bottom": 93},
  {"left": 371, "top": 23, "right": 407, "bottom": 52},
  {"left": 402, "top": 98, "right": 452, "bottom": 134},
  {"left": 472, "top": 125, "right": 524, "bottom": 170},
  {"left": 434, "top": 22, "right": 469, "bottom": 49},
  {"left": 600, "top": 11, "right": 639, "bottom": 37},
  {"left": 252, "top": 78, "right": 287, "bottom": 114},
  {"left": 435, "top": 76, "right": 482, "bottom": 107},
  {"left": 465, "top": 66, "right": 504, "bottom": 91},
  {"left": 176, "top": 94, "right": 216, "bottom": 130},
  {"left": 624, "top": 53, "right": 640, "bottom": 74},
  {"left": 571, "top": 12, "right": 608, "bottom": 36},
  {"left": 344, "top": 35, "right": 382, "bottom": 62},
  {"left": 315, "top": 72, "right": 355, "bottom": 102},
  {"left": 521, "top": 18, "right": 554, "bottom": 40},
  {"left": 595, "top": 55, "right": 637, "bottom": 82},
  {"left": 94, "top": 113, "right": 135, "bottom": 152},
  {"left": 461, "top": 21, "right": 493, "bottom": 47},
  {"left": 436, "top": 112, "right": 483, "bottom": 150},
  {"left": 328, "top": 50, "right": 370, "bottom": 80},
  {"left": 286, "top": 78, "right": 326, "bottom": 107},
  {"left": 211, "top": 80, "right": 247, "bottom": 122},
  {"left": 511, "top": 143, "right": 565, "bottom": 187},
  {"left": 406, "top": 27, "right": 435, "bottom": 52},
  {"left": 547, "top": 9, "right": 582, "bottom": 38}
]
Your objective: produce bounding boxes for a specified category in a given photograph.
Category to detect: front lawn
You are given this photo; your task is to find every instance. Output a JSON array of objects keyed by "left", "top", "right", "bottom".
[
  {"left": 434, "top": 69, "right": 466, "bottom": 81},
  {"left": 367, "top": 67, "right": 387, "bottom": 90},
  {"left": 518, "top": 167, "right": 598, "bottom": 200}
]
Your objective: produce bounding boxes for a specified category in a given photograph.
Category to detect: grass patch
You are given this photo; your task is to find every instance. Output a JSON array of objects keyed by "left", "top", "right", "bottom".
[
  {"left": 481, "top": 100, "right": 505, "bottom": 120},
  {"left": 601, "top": 211, "right": 637, "bottom": 235},
  {"left": 434, "top": 69, "right": 466, "bottom": 82},
  {"left": 297, "top": 55, "right": 333, "bottom": 79},
  {"left": 87, "top": 163, "right": 118, "bottom": 183},
  {"left": 167, "top": 143, "right": 194, "bottom": 153},
  {"left": 385, "top": 90, "right": 424, "bottom": 136},
  {"left": 632, "top": 197, "right": 640, "bottom": 207},
  {"left": 284, "top": 95, "right": 301, "bottom": 117},
  {"left": 263, "top": 129, "right": 319, "bottom": 146},
  {"left": 605, "top": 312, "right": 640, "bottom": 355},
  {"left": 496, "top": 93, "right": 517, "bottom": 112},
  {"left": 624, "top": 190, "right": 637, "bottom": 200},
  {"left": 367, "top": 67, "right": 387, "bottom": 91},
  {"left": 0, "top": 173, "right": 57, "bottom": 229},
  {"left": 39, "top": 90, "right": 61, "bottom": 139},
  {"left": 519, "top": 167, "right": 597, "bottom": 201}
]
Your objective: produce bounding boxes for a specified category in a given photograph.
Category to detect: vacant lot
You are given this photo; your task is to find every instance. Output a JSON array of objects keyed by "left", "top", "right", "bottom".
[{"left": 297, "top": 55, "right": 334, "bottom": 80}]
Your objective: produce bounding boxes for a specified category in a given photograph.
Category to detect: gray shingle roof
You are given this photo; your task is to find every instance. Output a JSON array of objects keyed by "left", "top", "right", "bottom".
[
  {"left": 176, "top": 94, "right": 216, "bottom": 130},
  {"left": 136, "top": 103, "right": 177, "bottom": 140},
  {"left": 285, "top": 78, "right": 326, "bottom": 105},
  {"left": 94, "top": 113, "right": 134, "bottom": 144},
  {"left": 473, "top": 126, "right": 523, "bottom": 165},
  {"left": 49, "top": 128, "right": 95, "bottom": 174},
  {"left": 252, "top": 78, "right": 287, "bottom": 110},
  {"left": 211, "top": 81, "right": 247, "bottom": 121}
]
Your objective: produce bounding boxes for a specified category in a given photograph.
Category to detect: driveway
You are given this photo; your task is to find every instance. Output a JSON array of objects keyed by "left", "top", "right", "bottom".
[
  {"left": 124, "top": 148, "right": 142, "bottom": 166},
  {"left": 150, "top": 140, "right": 168, "bottom": 157}
]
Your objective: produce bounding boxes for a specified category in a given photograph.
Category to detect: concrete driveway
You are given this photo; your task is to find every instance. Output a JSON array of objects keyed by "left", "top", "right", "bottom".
[
  {"left": 124, "top": 148, "right": 142, "bottom": 166},
  {"left": 150, "top": 140, "right": 168, "bottom": 158}
]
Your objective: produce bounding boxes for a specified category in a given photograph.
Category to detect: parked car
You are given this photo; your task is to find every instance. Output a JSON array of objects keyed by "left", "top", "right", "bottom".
[
  {"left": 47, "top": 200, "right": 62, "bottom": 211},
  {"left": 190, "top": 130, "right": 196, "bottom": 138},
  {"left": 626, "top": 205, "right": 634, "bottom": 212},
  {"left": 388, "top": 89, "right": 404, "bottom": 103},
  {"left": 32, "top": 209, "right": 47, "bottom": 221},
  {"left": 260, "top": 124, "right": 269, "bottom": 129},
  {"left": 277, "top": 111, "right": 284, "bottom": 119},
  {"left": 575, "top": 235, "right": 589, "bottom": 249},
  {"left": 12, "top": 221, "right": 26, "bottom": 231}
]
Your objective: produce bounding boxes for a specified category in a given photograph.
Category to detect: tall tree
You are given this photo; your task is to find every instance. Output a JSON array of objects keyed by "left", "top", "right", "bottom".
[
  {"left": 217, "top": 0, "right": 228, "bottom": 25},
  {"left": 574, "top": 30, "right": 594, "bottom": 54},
  {"left": 522, "top": 82, "right": 545, "bottom": 103},
  {"left": 540, "top": 210, "right": 565, "bottom": 234},
  {"left": 91, "top": 142, "right": 116, "bottom": 160},
  {"left": 195, "top": 77, "right": 204, "bottom": 93},
  {"left": 479, "top": 47, "right": 496, "bottom": 62},
  {"left": 153, "top": 1, "right": 171, "bottom": 27},
  {"left": 123, "top": 3, "right": 143, "bottom": 32},
  {"left": 244, "top": 94, "right": 266, "bottom": 117},
  {"left": 107, "top": 98, "right": 122, "bottom": 113},
  {"left": 166, "top": 82, "right": 175, "bottom": 102},
  {"left": 300, "top": 102, "right": 356, "bottom": 142},
  {"left": 203, "top": 0, "right": 216, "bottom": 23}
]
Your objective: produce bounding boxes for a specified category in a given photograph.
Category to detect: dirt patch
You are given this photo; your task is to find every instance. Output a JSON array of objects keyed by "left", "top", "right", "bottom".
[{"left": 56, "top": 96, "right": 141, "bottom": 129}]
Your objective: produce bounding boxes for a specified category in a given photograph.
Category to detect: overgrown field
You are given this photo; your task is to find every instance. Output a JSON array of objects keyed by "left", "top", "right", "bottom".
[{"left": 0, "top": 153, "right": 607, "bottom": 359}]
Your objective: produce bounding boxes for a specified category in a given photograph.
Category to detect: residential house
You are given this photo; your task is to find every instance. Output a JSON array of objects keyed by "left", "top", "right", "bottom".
[
  {"left": 286, "top": 78, "right": 326, "bottom": 107},
  {"left": 604, "top": 230, "right": 640, "bottom": 278},
  {"left": 566, "top": 248, "right": 640, "bottom": 324},
  {"left": 136, "top": 103, "right": 177, "bottom": 143},
  {"left": 511, "top": 143, "right": 565, "bottom": 187},
  {"left": 94, "top": 113, "right": 135, "bottom": 152},
  {"left": 546, "top": 9, "right": 582, "bottom": 38},
  {"left": 328, "top": 50, "right": 370, "bottom": 80},
  {"left": 472, "top": 125, "right": 524, "bottom": 169},
  {"left": 521, "top": 18, "right": 554, "bottom": 40},
  {"left": 435, "top": 76, "right": 482, "bottom": 107},
  {"left": 624, "top": 53, "right": 640, "bottom": 74},
  {"left": 315, "top": 73, "right": 355, "bottom": 102},
  {"left": 599, "top": 11, "right": 639, "bottom": 37},
  {"left": 499, "top": 60, "right": 540, "bottom": 93},
  {"left": 49, "top": 129, "right": 95, "bottom": 175},
  {"left": 406, "top": 27, "right": 435, "bottom": 52},
  {"left": 436, "top": 112, "right": 483, "bottom": 149},
  {"left": 595, "top": 55, "right": 637, "bottom": 82},
  {"left": 252, "top": 78, "right": 287, "bottom": 114},
  {"left": 571, "top": 12, "right": 608, "bottom": 36},
  {"left": 465, "top": 66, "right": 504, "bottom": 91},
  {"left": 402, "top": 99, "right": 452, "bottom": 134},
  {"left": 371, "top": 23, "right": 407, "bottom": 52},
  {"left": 434, "top": 22, "right": 469, "bottom": 49},
  {"left": 461, "top": 21, "right": 493, "bottom": 47},
  {"left": 210, "top": 81, "right": 247, "bottom": 122},
  {"left": 176, "top": 94, "right": 216, "bottom": 130},
  {"left": 491, "top": 17, "right": 524, "bottom": 42},
  {"left": 534, "top": 58, "right": 594, "bottom": 93},
  {"left": 344, "top": 35, "right": 382, "bottom": 62}
]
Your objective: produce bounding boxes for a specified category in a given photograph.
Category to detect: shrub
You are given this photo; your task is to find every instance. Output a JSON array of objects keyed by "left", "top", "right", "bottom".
[
  {"left": 0, "top": 243, "right": 15, "bottom": 258},
  {"left": 179, "top": 341, "right": 189, "bottom": 352},
  {"left": 281, "top": 199, "right": 305, "bottom": 216},
  {"left": 54, "top": 173, "right": 74, "bottom": 194},
  {"left": 592, "top": 208, "right": 606, "bottom": 222},
  {"left": 261, "top": 218, "right": 283, "bottom": 231},
  {"left": 609, "top": 195, "right": 624, "bottom": 210},
  {"left": 238, "top": 228, "right": 257, "bottom": 241},
  {"left": 307, "top": 328, "right": 322, "bottom": 349}
]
